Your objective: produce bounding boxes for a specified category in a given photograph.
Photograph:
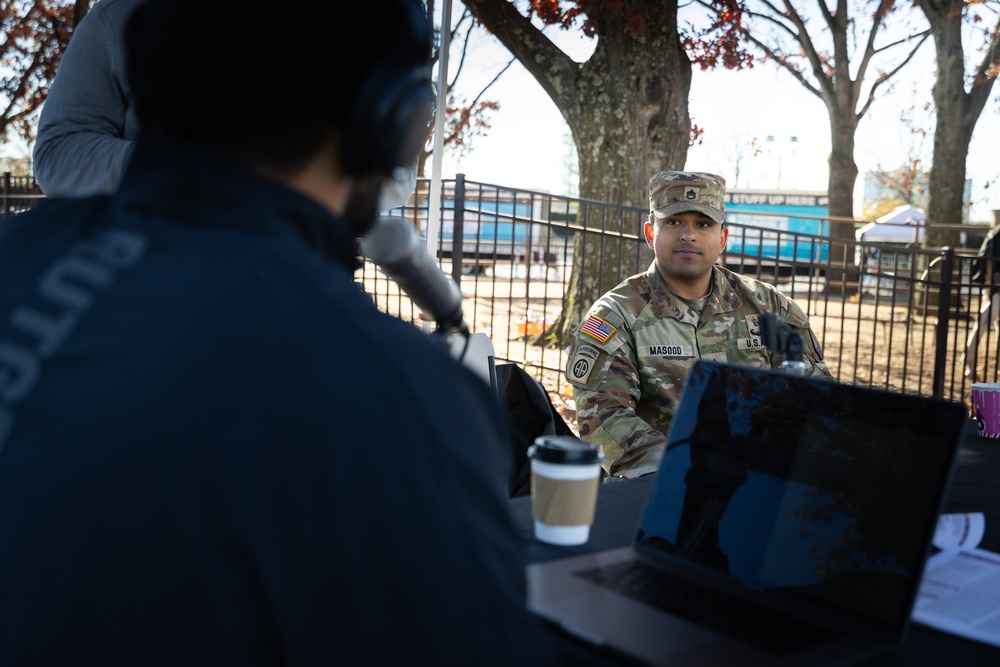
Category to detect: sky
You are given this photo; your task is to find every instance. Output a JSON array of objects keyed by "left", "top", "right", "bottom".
[
  {"left": 2, "top": 4, "right": 995, "bottom": 223},
  {"left": 437, "top": 8, "right": 1000, "bottom": 225}
]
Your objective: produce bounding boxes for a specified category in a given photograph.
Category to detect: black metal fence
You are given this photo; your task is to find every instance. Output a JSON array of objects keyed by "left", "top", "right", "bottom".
[
  {"left": 360, "top": 176, "right": 996, "bottom": 406},
  {"left": 6, "top": 172, "right": 995, "bottom": 405},
  {"left": 0, "top": 172, "right": 43, "bottom": 219}
]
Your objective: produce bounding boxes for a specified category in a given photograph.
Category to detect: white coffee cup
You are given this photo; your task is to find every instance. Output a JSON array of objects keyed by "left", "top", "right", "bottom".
[{"left": 528, "top": 436, "right": 604, "bottom": 545}]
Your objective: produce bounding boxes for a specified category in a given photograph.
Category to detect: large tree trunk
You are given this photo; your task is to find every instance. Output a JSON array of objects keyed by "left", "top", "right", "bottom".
[
  {"left": 921, "top": 3, "right": 1000, "bottom": 248},
  {"left": 730, "top": 0, "right": 924, "bottom": 296},
  {"left": 816, "top": 5, "right": 865, "bottom": 298},
  {"left": 464, "top": 0, "right": 692, "bottom": 346},
  {"left": 826, "top": 109, "right": 860, "bottom": 296},
  {"left": 927, "top": 16, "right": 970, "bottom": 248}
]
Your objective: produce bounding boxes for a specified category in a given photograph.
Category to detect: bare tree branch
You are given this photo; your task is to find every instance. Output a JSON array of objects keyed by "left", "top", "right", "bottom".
[
  {"left": 857, "top": 32, "right": 931, "bottom": 120},
  {"left": 464, "top": 0, "right": 582, "bottom": 111},
  {"left": 966, "top": 12, "right": 1000, "bottom": 125}
]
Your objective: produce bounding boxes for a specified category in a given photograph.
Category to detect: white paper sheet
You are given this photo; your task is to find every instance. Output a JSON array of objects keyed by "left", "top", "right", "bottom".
[{"left": 912, "top": 513, "right": 1000, "bottom": 648}]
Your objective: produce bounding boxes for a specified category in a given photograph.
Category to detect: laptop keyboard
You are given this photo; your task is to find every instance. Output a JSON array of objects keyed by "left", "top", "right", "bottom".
[{"left": 574, "top": 559, "right": 845, "bottom": 656}]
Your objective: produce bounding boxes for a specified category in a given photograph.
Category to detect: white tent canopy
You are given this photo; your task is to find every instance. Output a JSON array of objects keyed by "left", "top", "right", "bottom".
[{"left": 855, "top": 205, "right": 926, "bottom": 244}]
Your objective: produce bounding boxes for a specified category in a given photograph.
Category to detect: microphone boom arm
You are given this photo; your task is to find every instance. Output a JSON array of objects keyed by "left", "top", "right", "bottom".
[{"left": 360, "top": 216, "right": 469, "bottom": 336}]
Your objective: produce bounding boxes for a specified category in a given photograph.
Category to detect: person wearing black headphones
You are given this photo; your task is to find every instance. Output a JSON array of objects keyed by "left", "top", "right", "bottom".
[
  {"left": 34, "top": 0, "right": 418, "bottom": 208},
  {"left": 0, "top": 1, "right": 558, "bottom": 664}
]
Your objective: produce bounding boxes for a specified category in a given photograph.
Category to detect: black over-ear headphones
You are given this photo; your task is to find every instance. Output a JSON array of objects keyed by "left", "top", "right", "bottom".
[
  {"left": 340, "top": 0, "right": 435, "bottom": 179},
  {"left": 341, "top": 62, "right": 435, "bottom": 179}
]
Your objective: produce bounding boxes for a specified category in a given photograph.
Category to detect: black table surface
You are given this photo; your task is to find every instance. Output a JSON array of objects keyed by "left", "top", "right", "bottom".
[{"left": 510, "top": 418, "right": 1000, "bottom": 666}]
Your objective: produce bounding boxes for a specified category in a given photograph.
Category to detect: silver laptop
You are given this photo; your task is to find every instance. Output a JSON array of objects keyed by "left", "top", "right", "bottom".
[{"left": 528, "top": 360, "right": 966, "bottom": 666}]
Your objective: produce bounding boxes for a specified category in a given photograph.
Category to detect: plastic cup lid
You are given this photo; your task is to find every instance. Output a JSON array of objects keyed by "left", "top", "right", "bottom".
[{"left": 528, "top": 435, "right": 603, "bottom": 464}]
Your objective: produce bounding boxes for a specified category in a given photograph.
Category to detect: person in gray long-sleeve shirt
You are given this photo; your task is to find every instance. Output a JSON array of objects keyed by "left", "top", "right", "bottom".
[{"left": 33, "top": 0, "right": 145, "bottom": 199}]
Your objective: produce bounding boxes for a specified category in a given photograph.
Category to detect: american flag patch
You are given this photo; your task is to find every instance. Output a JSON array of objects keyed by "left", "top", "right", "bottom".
[{"left": 581, "top": 315, "right": 616, "bottom": 343}]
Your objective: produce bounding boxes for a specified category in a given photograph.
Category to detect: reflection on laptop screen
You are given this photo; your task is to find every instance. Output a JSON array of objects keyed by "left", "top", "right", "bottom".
[{"left": 637, "top": 361, "right": 962, "bottom": 631}]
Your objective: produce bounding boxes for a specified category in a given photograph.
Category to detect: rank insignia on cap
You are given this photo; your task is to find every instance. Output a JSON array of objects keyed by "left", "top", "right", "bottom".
[
  {"left": 581, "top": 315, "right": 616, "bottom": 343},
  {"left": 684, "top": 187, "right": 698, "bottom": 200}
]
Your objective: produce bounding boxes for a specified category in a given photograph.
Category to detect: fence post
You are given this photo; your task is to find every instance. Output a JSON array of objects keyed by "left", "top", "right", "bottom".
[
  {"left": 2, "top": 172, "right": 10, "bottom": 219},
  {"left": 451, "top": 173, "right": 465, "bottom": 287},
  {"left": 933, "top": 247, "right": 955, "bottom": 398}
]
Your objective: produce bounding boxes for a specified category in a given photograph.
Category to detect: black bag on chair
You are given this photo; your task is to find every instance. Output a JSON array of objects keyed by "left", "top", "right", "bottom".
[{"left": 494, "top": 363, "right": 574, "bottom": 497}]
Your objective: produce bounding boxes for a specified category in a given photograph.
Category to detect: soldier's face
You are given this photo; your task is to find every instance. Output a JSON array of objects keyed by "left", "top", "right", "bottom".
[{"left": 644, "top": 211, "right": 728, "bottom": 282}]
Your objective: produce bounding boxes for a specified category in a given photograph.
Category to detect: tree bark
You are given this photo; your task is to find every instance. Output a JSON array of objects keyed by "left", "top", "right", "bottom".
[
  {"left": 463, "top": 0, "right": 691, "bottom": 345},
  {"left": 826, "top": 103, "right": 860, "bottom": 296},
  {"left": 919, "top": 1, "right": 1000, "bottom": 247}
]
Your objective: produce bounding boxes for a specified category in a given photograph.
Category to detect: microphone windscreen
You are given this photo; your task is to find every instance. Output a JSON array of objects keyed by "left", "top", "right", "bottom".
[
  {"left": 361, "top": 215, "right": 420, "bottom": 268},
  {"left": 361, "top": 217, "right": 464, "bottom": 330}
]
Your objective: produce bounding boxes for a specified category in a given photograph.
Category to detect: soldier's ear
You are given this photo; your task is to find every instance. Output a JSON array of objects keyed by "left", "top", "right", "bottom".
[{"left": 644, "top": 220, "right": 655, "bottom": 248}]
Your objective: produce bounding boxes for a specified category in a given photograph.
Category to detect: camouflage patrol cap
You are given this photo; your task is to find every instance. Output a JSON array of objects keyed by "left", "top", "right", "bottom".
[{"left": 649, "top": 171, "right": 726, "bottom": 224}]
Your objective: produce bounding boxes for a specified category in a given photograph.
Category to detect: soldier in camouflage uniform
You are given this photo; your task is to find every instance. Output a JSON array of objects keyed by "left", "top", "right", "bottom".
[{"left": 566, "top": 171, "right": 831, "bottom": 480}]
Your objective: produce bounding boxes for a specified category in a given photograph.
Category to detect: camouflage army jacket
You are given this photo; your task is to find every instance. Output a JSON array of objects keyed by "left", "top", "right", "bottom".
[{"left": 566, "top": 263, "right": 831, "bottom": 480}]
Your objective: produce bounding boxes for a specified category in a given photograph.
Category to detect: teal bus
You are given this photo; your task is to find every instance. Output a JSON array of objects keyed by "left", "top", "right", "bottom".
[{"left": 723, "top": 189, "right": 830, "bottom": 266}]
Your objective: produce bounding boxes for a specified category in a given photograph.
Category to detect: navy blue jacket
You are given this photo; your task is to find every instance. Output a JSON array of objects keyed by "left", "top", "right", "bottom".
[{"left": 0, "top": 139, "right": 557, "bottom": 665}]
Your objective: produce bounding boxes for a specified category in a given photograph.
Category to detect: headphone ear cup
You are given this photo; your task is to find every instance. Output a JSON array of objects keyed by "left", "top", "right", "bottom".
[{"left": 342, "top": 64, "right": 434, "bottom": 179}]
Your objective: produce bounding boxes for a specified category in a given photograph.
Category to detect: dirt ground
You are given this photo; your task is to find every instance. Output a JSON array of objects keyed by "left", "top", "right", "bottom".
[
  {"left": 362, "top": 260, "right": 987, "bottom": 434},
  {"left": 540, "top": 296, "right": 983, "bottom": 435},
  {"left": 466, "top": 278, "right": 980, "bottom": 415}
]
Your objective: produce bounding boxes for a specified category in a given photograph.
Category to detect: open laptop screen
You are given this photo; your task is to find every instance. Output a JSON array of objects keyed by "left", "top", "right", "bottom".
[{"left": 636, "top": 361, "right": 965, "bottom": 631}]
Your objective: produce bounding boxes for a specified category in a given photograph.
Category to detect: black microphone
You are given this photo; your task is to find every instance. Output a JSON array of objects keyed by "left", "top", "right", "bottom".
[
  {"left": 760, "top": 314, "right": 805, "bottom": 375},
  {"left": 361, "top": 216, "right": 467, "bottom": 333}
]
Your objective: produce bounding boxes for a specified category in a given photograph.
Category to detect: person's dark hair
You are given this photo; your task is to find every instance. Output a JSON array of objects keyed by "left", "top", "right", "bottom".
[
  {"left": 209, "top": 124, "right": 339, "bottom": 177},
  {"left": 125, "top": 0, "right": 432, "bottom": 174}
]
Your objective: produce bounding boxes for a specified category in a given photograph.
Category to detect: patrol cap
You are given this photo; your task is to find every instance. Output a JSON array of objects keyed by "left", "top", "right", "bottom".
[{"left": 649, "top": 171, "right": 726, "bottom": 224}]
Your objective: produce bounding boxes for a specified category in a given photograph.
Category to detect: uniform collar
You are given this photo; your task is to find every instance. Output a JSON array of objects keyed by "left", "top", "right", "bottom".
[{"left": 645, "top": 262, "right": 744, "bottom": 322}]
